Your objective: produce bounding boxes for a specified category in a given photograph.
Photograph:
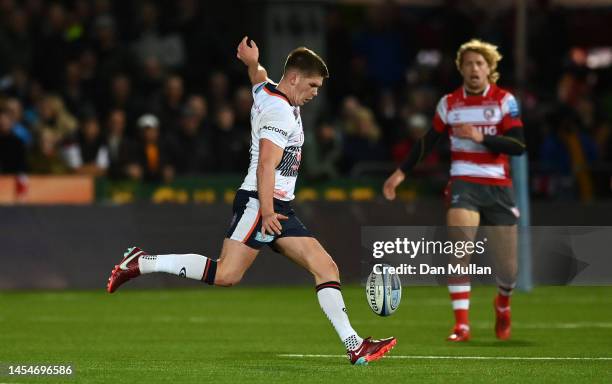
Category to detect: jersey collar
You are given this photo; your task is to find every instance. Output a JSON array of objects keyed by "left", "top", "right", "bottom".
[
  {"left": 264, "top": 83, "right": 293, "bottom": 106},
  {"left": 462, "top": 83, "right": 491, "bottom": 98}
]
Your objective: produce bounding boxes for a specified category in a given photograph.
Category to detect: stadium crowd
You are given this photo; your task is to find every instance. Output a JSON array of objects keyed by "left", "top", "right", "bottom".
[{"left": 0, "top": 1, "right": 611, "bottom": 199}]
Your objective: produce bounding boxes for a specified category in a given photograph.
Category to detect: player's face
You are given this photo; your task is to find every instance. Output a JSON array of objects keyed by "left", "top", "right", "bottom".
[
  {"left": 294, "top": 75, "right": 324, "bottom": 106},
  {"left": 460, "top": 51, "right": 490, "bottom": 92}
]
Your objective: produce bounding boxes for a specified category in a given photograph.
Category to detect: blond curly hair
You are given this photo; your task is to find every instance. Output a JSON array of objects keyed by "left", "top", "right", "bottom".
[{"left": 455, "top": 39, "right": 503, "bottom": 84}]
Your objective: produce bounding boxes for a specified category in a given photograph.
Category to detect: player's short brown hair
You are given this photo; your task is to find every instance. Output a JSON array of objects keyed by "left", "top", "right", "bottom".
[
  {"left": 456, "top": 39, "right": 503, "bottom": 84},
  {"left": 284, "top": 47, "right": 329, "bottom": 78}
]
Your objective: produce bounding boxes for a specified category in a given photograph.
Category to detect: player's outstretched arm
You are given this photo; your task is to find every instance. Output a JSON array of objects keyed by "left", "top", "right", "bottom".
[{"left": 236, "top": 36, "right": 269, "bottom": 85}]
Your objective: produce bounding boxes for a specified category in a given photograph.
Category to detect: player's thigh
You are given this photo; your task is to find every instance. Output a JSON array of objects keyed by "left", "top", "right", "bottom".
[
  {"left": 447, "top": 208, "right": 480, "bottom": 227},
  {"left": 446, "top": 208, "right": 480, "bottom": 265},
  {"left": 274, "top": 236, "right": 339, "bottom": 284},
  {"left": 215, "top": 238, "right": 259, "bottom": 286},
  {"left": 447, "top": 207, "right": 480, "bottom": 244}
]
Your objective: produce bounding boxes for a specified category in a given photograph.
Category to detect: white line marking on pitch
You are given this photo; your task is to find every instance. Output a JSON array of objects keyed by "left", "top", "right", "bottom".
[{"left": 279, "top": 354, "right": 612, "bottom": 361}]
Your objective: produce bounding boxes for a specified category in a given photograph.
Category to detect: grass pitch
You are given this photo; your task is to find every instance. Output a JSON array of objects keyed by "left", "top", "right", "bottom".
[{"left": 1, "top": 286, "right": 611, "bottom": 383}]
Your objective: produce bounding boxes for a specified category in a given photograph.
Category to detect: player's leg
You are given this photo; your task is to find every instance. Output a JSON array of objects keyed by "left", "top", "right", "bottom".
[
  {"left": 480, "top": 185, "right": 520, "bottom": 339},
  {"left": 482, "top": 224, "right": 517, "bottom": 340},
  {"left": 274, "top": 236, "right": 396, "bottom": 365},
  {"left": 446, "top": 207, "right": 480, "bottom": 341},
  {"left": 107, "top": 239, "right": 259, "bottom": 292},
  {"left": 214, "top": 239, "right": 259, "bottom": 286},
  {"left": 107, "top": 190, "right": 264, "bottom": 293},
  {"left": 139, "top": 239, "right": 259, "bottom": 286}
]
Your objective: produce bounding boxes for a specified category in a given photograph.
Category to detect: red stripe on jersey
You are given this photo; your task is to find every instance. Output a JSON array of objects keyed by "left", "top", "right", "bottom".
[
  {"left": 433, "top": 113, "right": 447, "bottom": 133},
  {"left": 451, "top": 151, "right": 508, "bottom": 164}
]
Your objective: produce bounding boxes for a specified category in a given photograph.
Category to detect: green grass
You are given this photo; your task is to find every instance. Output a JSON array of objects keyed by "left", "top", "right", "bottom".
[{"left": 1, "top": 286, "right": 611, "bottom": 383}]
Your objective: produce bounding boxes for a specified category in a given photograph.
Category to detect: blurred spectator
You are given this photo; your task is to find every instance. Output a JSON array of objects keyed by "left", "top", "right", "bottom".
[
  {"left": 0, "top": 66, "right": 31, "bottom": 101},
  {"left": 132, "top": 1, "right": 185, "bottom": 69},
  {"left": 166, "top": 106, "right": 213, "bottom": 175},
  {"left": 61, "top": 60, "right": 89, "bottom": 117},
  {"left": 0, "top": 105, "right": 27, "bottom": 174},
  {"left": 151, "top": 74, "right": 185, "bottom": 132},
  {"left": 233, "top": 86, "right": 252, "bottom": 130},
  {"left": 308, "top": 121, "right": 342, "bottom": 181},
  {"left": 0, "top": 8, "right": 32, "bottom": 72},
  {"left": 102, "top": 74, "right": 143, "bottom": 135},
  {"left": 186, "top": 94, "right": 210, "bottom": 132},
  {"left": 105, "top": 109, "right": 133, "bottom": 180},
  {"left": 63, "top": 116, "right": 109, "bottom": 177},
  {"left": 33, "top": 95, "right": 78, "bottom": 144},
  {"left": 28, "top": 129, "right": 69, "bottom": 174},
  {"left": 352, "top": 3, "right": 407, "bottom": 88},
  {"left": 341, "top": 107, "right": 387, "bottom": 173},
  {"left": 5, "top": 97, "right": 32, "bottom": 147},
  {"left": 137, "top": 56, "right": 164, "bottom": 98},
  {"left": 211, "top": 105, "right": 248, "bottom": 173},
  {"left": 31, "top": 3, "right": 70, "bottom": 90},
  {"left": 208, "top": 71, "right": 230, "bottom": 113},
  {"left": 92, "top": 14, "right": 134, "bottom": 84},
  {"left": 336, "top": 96, "right": 362, "bottom": 135},
  {"left": 76, "top": 48, "right": 100, "bottom": 105},
  {"left": 126, "top": 114, "right": 174, "bottom": 183},
  {"left": 539, "top": 106, "right": 599, "bottom": 201},
  {"left": 375, "top": 89, "right": 403, "bottom": 147}
]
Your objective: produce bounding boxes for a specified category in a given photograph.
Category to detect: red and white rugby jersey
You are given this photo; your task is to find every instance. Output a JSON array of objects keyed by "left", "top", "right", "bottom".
[{"left": 433, "top": 84, "right": 523, "bottom": 186}]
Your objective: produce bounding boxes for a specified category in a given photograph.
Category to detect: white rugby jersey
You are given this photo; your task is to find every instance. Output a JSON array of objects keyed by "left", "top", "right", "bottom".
[{"left": 239, "top": 81, "right": 304, "bottom": 201}]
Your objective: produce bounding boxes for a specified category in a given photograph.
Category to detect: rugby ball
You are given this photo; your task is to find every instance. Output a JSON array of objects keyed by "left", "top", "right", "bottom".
[{"left": 365, "top": 264, "right": 402, "bottom": 316}]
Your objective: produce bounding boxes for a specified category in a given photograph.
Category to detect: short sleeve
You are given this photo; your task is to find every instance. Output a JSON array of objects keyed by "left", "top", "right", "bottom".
[
  {"left": 500, "top": 93, "right": 523, "bottom": 131},
  {"left": 259, "top": 110, "right": 292, "bottom": 149},
  {"left": 433, "top": 96, "right": 449, "bottom": 133}
]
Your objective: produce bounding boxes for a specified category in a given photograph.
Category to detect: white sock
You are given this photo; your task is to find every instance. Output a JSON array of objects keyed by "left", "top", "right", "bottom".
[
  {"left": 139, "top": 253, "right": 209, "bottom": 280},
  {"left": 316, "top": 282, "right": 363, "bottom": 350}
]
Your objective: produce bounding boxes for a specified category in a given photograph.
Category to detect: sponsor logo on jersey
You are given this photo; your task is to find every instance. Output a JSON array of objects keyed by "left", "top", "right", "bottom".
[
  {"left": 475, "top": 125, "right": 498, "bottom": 135},
  {"left": 262, "top": 125, "right": 288, "bottom": 136},
  {"left": 276, "top": 146, "right": 301, "bottom": 177}
]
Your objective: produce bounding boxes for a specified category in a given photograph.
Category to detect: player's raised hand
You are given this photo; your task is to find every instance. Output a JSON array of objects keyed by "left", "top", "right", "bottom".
[
  {"left": 452, "top": 124, "right": 483, "bottom": 143},
  {"left": 236, "top": 36, "right": 259, "bottom": 67},
  {"left": 261, "top": 212, "right": 288, "bottom": 236},
  {"left": 383, "top": 169, "right": 406, "bottom": 201}
]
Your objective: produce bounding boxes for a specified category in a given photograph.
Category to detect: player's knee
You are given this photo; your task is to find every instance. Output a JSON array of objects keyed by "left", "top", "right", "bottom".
[
  {"left": 214, "top": 269, "right": 243, "bottom": 287},
  {"left": 312, "top": 256, "right": 339, "bottom": 282}
]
